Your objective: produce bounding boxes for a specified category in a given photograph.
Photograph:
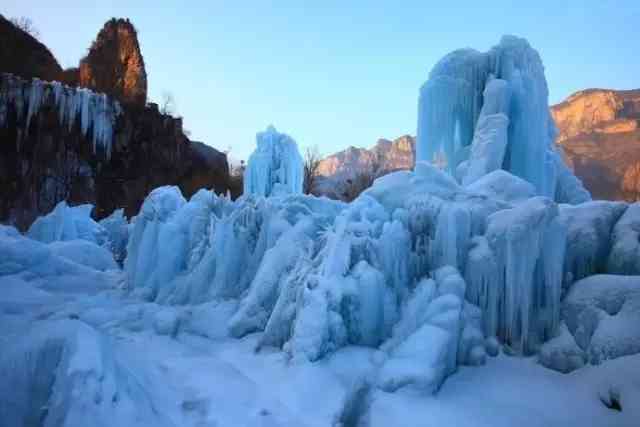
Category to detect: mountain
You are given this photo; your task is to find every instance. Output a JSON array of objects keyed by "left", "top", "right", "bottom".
[
  {"left": 317, "top": 135, "right": 415, "bottom": 178},
  {"left": 552, "top": 89, "right": 640, "bottom": 200},
  {"left": 318, "top": 90, "right": 640, "bottom": 201},
  {"left": 0, "top": 16, "right": 230, "bottom": 229}
]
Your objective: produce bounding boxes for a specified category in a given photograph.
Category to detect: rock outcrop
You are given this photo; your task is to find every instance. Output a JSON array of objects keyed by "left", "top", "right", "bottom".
[
  {"left": 0, "top": 18, "right": 230, "bottom": 229},
  {"left": 79, "top": 18, "right": 147, "bottom": 107},
  {"left": 0, "top": 74, "right": 230, "bottom": 229},
  {"left": 0, "top": 14, "right": 62, "bottom": 82},
  {"left": 552, "top": 89, "right": 640, "bottom": 201}
]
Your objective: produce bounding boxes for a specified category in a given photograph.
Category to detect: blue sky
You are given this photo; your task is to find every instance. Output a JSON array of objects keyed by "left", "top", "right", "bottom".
[{"left": 3, "top": 1, "right": 639, "bottom": 161}]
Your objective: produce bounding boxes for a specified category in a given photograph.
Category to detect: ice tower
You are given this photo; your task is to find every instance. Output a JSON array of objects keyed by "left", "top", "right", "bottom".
[
  {"left": 243, "top": 125, "right": 304, "bottom": 197},
  {"left": 416, "top": 36, "right": 590, "bottom": 204}
]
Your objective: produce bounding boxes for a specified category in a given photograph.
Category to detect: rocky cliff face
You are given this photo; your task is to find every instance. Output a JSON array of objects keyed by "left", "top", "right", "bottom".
[
  {"left": 317, "top": 135, "right": 415, "bottom": 178},
  {"left": 552, "top": 89, "right": 640, "bottom": 200},
  {"left": 0, "top": 18, "right": 230, "bottom": 229},
  {"left": 0, "top": 74, "right": 230, "bottom": 229},
  {"left": 79, "top": 18, "right": 147, "bottom": 107}
]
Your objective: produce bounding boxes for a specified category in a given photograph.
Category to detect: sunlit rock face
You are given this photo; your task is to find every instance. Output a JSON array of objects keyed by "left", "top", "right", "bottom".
[
  {"left": 243, "top": 125, "right": 304, "bottom": 197},
  {"left": 416, "top": 35, "right": 590, "bottom": 204},
  {"left": 552, "top": 89, "right": 639, "bottom": 142},
  {"left": 552, "top": 89, "right": 640, "bottom": 201},
  {"left": 318, "top": 135, "right": 416, "bottom": 178},
  {"left": 79, "top": 18, "right": 147, "bottom": 108}
]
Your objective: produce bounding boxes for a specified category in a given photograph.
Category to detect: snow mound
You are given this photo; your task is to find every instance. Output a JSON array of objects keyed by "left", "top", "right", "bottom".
[
  {"left": 465, "top": 169, "right": 536, "bottom": 204},
  {"left": 49, "top": 239, "right": 118, "bottom": 271},
  {"left": 0, "top": 224, "right": 116, "bottom": 295},
  {"left": 0, "top": 320, "right": 171, "bottom": 427},
  {"left": 416, "top": 35, "right": 590, "bottom": 204},
  {"left": 244, "top": 125, "right": 304, "bottom": 197},
  {"left": 541, "top": 275, "right": 640, "bottom": 372}
]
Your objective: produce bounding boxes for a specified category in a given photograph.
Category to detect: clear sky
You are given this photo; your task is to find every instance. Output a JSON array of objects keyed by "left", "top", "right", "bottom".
[{"left": 3, "top": 1, "right": 639, "bottom": 161}]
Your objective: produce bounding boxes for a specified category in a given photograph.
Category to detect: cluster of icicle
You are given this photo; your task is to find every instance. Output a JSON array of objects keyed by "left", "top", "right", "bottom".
[
  {"left": 0, "top": 73, "right": 121, "bottom": 159},
  {"left": 416, "top": 36, "right": 590, "bottom": 205}
]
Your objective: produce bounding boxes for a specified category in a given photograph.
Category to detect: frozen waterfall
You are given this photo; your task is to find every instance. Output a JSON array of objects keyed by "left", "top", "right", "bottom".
[{"left": 0, "top": 73, "right": 121, "bottom": 159}]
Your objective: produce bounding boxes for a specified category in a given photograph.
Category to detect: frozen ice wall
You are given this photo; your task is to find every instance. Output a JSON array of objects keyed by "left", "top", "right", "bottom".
[
  {"left": 243, "top": 125, "right": 304, "bottom": 197},
  {"left": 416, "top": 36, "right": 590, "bottom": 204}
]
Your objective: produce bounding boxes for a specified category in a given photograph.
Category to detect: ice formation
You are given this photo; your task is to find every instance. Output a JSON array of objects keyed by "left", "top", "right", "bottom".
[
  {"left": 416, "top": 36, "right": 590, "bottom": 204},
  {"left": 607, "top": 203, "right": 640, "bottom": 275},
  {"left": 27, "top": 200, "right": 109, "bottom": 246},
  {"left": 243, "top": 125, "right": 304, "bottom": 197},
  {"left": 124, "top": 161, "right": 562, "bottom": 366},
  {"left": 0, "top": 73, "right": 121, "bottom": 159}
]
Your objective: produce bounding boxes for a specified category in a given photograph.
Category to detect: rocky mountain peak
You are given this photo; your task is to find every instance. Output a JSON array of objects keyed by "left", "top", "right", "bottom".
[{"left": 79, "top": 18, "right": 147, "bottom": 107}]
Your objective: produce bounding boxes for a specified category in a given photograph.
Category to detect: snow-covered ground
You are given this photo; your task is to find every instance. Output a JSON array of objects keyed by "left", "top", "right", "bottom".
[{"left": 1, "top": 263, "right": 638, "bottom": 427}]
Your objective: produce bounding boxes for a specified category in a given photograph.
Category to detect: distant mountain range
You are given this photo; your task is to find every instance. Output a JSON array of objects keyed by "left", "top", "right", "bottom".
[{"left": 318, "top": 89, "right": 640, "bottom": 201}]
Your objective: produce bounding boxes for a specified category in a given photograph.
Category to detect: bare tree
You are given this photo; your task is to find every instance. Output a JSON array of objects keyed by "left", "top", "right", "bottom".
[
  {"left": 160, "top": 91, "right": 176, "bottom": 115},
  {"left": 622, "top": 162, "right": 640, "bottom": 201},
  {"left": 334, "top": 151, "right": 385, "bottom": 202},
  {"left": 11, "top": 17, "right": 40, "bottom": 39},
  {"left": 303, "top": 145, "right": 322, "bottom": 195},
  {"left": 228, "top": 159, "right": 245, "bottom": 199}
]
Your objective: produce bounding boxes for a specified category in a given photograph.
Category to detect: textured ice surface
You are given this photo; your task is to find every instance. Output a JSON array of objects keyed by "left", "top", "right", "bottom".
[
  {"left": 416, "top": 36, "right": 590, "bottom": 204},
  {"left": 244, "top": 125, "right": 304, "bottom": 197},
  {"left": 27, "top": 201, "right": 108, "bottom": 245},
  {"left": 608, "top": 203, "right": 640, "bottom": 275},
  {"left": 126, "top": 162, "right": 566, "bottom": 363},
  {"left": 99, "top": 208, "right": 130, "bottom": 264},
  {"left": 559, "top": 201, "right": 627, "bottom": 287},
  {"left": 0, "top": 320, "right": 172, "bottom": 427}
]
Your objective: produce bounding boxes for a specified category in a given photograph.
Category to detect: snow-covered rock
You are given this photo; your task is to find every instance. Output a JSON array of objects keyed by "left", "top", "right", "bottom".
[
  {"left": 243, "top": 125, "right": 304, "bottom": 197},
  {"left": 607, "top": 203, "right": 640, "bottom": 275},
  {"left": 559, "top": 201, "right": 627, "bottom": 287},
  {"left": 541, "top": 275, "right": 640, "bottom": 372}
]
